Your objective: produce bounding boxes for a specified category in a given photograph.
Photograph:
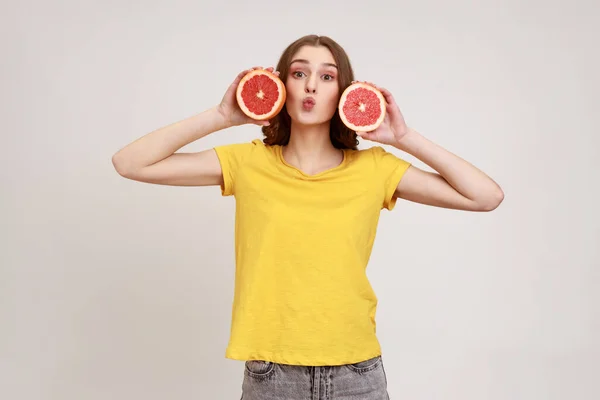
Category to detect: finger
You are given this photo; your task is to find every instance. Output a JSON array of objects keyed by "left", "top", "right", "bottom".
[
  {"left": 232, "top": 68, "right": 252, "bottom": 85},
  {"left": 236, "top": 68, "right": 251, "bottom": 78},
  {"left": 369, "top": 81, "right": 381, "bottom": 91},
  {"left": 379, "top": 89, "right": 396, "bottom": 107},
  {"left": 265, "top": 66, "right": 274, "bottom": 72},
  {"left": 386, "top": 102, "right": 396, "bottom": 114},
  {"left": 252, "top": 117, "right": 270, "bottom": 126},
  {"left": 376, "top": 85, "right": 395, "bottom": 103}
]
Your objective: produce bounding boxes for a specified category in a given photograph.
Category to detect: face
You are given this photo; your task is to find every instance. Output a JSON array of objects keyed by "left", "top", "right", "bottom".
[{"left": 285, "top": 45, "right": 340, "bottom": 127}]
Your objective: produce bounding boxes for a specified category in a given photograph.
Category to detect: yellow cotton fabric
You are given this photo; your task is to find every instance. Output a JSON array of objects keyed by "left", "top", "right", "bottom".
[{"left": 213, "top": 139, "right": 411, "bottom": 366}]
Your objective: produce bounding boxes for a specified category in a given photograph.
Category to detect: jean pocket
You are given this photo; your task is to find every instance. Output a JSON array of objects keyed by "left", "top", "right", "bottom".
[
  {"left": 346, "top": 355, "right": 382, "bottom": 374},
  {"left": 244, "top": 360, "right": 275, "bottom": 378}
]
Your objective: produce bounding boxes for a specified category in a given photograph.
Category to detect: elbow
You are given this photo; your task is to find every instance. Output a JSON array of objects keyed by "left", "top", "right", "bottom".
[
  {"left": 112, "top": 151, "right": 132, "bottom": 178},
  {"left": 478, "top": 186, "right": 504, "bottom": 211}
]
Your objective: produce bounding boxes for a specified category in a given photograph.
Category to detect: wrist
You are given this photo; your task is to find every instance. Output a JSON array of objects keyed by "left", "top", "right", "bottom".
[
  {"left": 393, "top": 127, "right": 420, "bottom": 152},
  {"left": 210, "top": 105, "right": 234, "bottom": 130}
]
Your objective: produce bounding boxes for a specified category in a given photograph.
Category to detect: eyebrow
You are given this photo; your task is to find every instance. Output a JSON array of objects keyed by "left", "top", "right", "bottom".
[{"left": 290, "top": 59, "right": 338, "bottom": 69}]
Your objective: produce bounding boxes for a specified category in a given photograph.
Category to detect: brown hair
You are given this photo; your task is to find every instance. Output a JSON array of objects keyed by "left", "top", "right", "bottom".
[{"left": 261, "top": 34, "right": 358, "bottom": 150}]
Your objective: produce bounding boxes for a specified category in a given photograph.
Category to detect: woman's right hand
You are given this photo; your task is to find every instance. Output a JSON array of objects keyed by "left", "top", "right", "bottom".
[{"left": 217, "top": 66, "right": 280, "bottom": 128}]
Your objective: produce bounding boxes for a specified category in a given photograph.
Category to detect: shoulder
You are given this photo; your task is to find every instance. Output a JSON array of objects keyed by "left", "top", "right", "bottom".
[
  {"left": 214, "top": 138, "right": 265, "bottom": 153},
  {"left": 347, "top": 145, "right": 390, "bottom": 157},
  {"left": 346, "top": 145, "right": 411, "bottom": 181},
  {"left": 213, "top": 139, "right": 279, "bottom": 196},
  {"left": 214, "top": 138, "right": 277, "bottom": 162},
  {"left": 348, "top": 146, "right": 412, "bottom": 210},
  {"left": 346, "top": 145, "right": 405, "bottom": 166}
]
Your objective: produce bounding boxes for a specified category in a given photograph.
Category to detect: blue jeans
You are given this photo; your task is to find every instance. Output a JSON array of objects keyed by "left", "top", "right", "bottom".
[{"left": 240, "top": 355, "right": 390, "bottom": 399}]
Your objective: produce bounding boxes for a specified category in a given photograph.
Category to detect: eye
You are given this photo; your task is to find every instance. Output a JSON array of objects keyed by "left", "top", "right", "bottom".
[
  {"left": 292, "top": 71, "right": 305, "bottom": 78},
  {"left": 322, "top": 74, "right": 335, "bottom": 81}
]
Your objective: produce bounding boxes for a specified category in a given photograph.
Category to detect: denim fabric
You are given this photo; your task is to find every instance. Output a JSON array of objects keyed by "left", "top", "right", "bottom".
[{"left": 240, "top": 355, "right": 390, "bottom": 400}]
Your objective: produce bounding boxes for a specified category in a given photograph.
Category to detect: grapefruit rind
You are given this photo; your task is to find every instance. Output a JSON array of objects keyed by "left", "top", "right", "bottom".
[
  {"left": 338, "top": 83, "right": 386, "bottom": 132},
  {"left": 236, "top": 70, "right": 287, "bottom": 121}
]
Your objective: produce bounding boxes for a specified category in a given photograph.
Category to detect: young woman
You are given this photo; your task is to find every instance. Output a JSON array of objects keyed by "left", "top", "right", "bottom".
[{"left": 112, "top": 34, "right": 503, "bottom": 399}]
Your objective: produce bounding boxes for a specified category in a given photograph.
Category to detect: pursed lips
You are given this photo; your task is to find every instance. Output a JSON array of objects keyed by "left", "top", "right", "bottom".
[{"left": 302, "top": 97, "right": 316, "bottom": 108}]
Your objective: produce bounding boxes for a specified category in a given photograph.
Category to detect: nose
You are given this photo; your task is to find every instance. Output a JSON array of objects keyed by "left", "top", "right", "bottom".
[{"left": 305, "top": 75, "right": 317, "bottom": 93}]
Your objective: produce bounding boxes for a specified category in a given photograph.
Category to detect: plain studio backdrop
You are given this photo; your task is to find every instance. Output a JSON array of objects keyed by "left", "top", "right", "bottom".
[{"left": 1, "top": 0, "right": 598, "bottom": 399}]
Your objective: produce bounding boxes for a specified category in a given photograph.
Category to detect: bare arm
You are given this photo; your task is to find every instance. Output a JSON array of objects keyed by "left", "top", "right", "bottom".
[
  {"left": 394, "top": 128, "right": 504, "bottom": 211},
  {"left": 112, "top": 107, "right": 228, "bottom": 186},
  {"left": 353, "top": 81, "right": 504, "bottom": 212},
  {"left": 111, "top": 66, "right": 274, "bottom": 186}
]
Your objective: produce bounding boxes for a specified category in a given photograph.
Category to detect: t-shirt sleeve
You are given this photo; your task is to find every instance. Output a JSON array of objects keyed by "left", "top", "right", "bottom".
[
  {"left": 213, "top": 141, "right": 255, "bottom": 196},
  {"left": 372, "top": 146, "right": 412, "bottom": 210}
]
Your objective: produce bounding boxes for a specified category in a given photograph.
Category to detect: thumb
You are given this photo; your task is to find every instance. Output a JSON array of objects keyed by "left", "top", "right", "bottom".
[
  {"left": 356, "top": 130, "right": 374, "bottom": 141},
  {"left": 256, "top": 119, "right": 270, "bottom": 127},
  {"left": 248, "top": 116, "right": 270, "bottom": 127}
]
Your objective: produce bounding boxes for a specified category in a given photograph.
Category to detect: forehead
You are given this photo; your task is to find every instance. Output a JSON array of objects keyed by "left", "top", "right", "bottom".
[{"left": 290, "top": 45, "right": 336, "bottom": 67}]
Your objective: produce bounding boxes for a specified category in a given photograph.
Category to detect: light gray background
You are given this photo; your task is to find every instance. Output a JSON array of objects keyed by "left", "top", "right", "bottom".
[{"left": 2, "top": 0, "right": 598, "bottom": 399}]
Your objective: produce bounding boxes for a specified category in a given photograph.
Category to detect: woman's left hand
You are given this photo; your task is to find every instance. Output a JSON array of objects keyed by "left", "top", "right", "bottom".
[{"left": 351, "top": 81, "right": 409, "bottom": 146}]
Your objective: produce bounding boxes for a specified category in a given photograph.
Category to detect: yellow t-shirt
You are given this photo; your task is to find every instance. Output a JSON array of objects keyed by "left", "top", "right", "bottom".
[{"left": 213, "top": 138, "right": 411, "bottom": 366}]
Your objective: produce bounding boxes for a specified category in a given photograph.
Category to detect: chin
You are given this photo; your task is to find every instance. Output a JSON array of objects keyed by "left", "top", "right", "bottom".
[{"left": 293, "top": 114, "right": 327, "bottom": 126}]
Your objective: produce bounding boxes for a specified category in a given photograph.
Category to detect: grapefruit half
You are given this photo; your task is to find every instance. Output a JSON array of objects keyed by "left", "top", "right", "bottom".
[
  {"left": 338, "top": 83, "right": 386, "bottom": 132},
  {"left": 236, "top": 69, "right": 286, "bottom": 120}
]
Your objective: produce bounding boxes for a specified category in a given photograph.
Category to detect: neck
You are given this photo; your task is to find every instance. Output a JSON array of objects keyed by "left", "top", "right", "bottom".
[{"left": 281, "top": 121, "right": 344, "bottom": 175}]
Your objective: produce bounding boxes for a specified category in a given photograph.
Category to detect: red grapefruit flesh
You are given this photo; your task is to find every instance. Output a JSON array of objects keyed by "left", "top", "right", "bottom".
[
  {"left": 236, "top": 69, "right": 286, "bottom": 120},
  {"left": 338, "top": 83, "right": 386, "bottom": 132}
]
